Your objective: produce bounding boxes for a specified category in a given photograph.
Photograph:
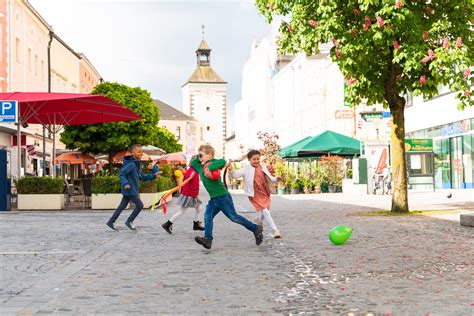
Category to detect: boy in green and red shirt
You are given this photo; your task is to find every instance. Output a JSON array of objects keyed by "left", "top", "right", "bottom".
[{"left": 192, "top": 145, "right": 263, "bottom": 250}]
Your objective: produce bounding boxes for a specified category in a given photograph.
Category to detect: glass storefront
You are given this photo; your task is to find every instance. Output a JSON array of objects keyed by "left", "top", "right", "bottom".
[{"left": 407, "top": 118, "right": 473, "bottom": 189}]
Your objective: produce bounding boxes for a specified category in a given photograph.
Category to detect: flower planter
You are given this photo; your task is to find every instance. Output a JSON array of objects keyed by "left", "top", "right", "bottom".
[
  {"left": 277, "top": 187, "right": 285, "bottom": 195},
  {"left": 313, "top": 186, "right": 322, "bottom": 194},
  {"left": 92, "top": 193, "right": 173, "bottom": 210},
  {"left": 290, "top": 187, "right": 300, "bottom": 194},
  {"left": 328, "top": 185, "right": 337, "bottom": 193},
  {"left": 18, "top": 194, "right": 64, "bottom": 210},
  {"left": 92, "top": 194, "right": 124, "bottom": 210}
]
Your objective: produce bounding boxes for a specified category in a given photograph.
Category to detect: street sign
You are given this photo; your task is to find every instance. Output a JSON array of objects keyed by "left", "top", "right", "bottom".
[
  {"left": 335, "top": 109, "right": 354, "bottom": 119},
  {"left": 0, "top": 101, "right": 18, "bottom": 123},
  {"left": 405, "top": 138, "right": 433, "bottom": 152},
  {"left": 360, "top": 110, "right": 390, "bottom": 121}
]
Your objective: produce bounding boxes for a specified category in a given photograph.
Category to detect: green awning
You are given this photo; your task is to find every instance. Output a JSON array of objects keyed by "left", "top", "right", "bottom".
[
  {"left": 278, "top": 136, "right": 313, "bottom": 158},
  {"left": 297, "top": 130, "right": 361, "bottom": 157}
]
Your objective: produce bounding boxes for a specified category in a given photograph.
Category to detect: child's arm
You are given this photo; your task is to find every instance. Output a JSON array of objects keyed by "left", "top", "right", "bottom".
[
  {"left": 207, "top": 159, "right": 226, "bottom": 171},
  {"left": 263, "top": 164, "right": 278, "bottom": 183},
  {"left": 229, "top": 164, "right": 245, "bottom": 179},
  {"left": 139, "top": 170, "right": 156, "bottom": 181},
  {"left": 119, "top": 163, "right": 133, "bottom": 189}
]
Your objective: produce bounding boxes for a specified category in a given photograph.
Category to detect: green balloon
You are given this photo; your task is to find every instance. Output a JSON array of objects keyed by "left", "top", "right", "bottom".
[{"left": 329, "top": 225, "right": 353, "bottom": 245}]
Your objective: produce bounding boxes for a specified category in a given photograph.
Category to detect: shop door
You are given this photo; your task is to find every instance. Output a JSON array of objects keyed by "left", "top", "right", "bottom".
[{"left": 450, "top": 136, "right": 463, "bottom": 189}]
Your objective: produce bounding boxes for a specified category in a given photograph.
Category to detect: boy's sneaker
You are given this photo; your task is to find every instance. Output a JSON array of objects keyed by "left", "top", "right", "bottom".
[
  {"left": 193, "top": 220, "right": 205, "bottom": 231},
  {"left": 162, "top": 220, "right": 173, "bottom": 234},
  {"left": 195, "top": 236, "right": 212, "bottom": 249},
  {"left": 106, "top": 221, "right": 117, "bottom": 231},
  {"left": 254, "top": 223, "right": 264, "bottom": 245},
  {"left": 125, "top": 220, "right": 136, "bottom": 230}
]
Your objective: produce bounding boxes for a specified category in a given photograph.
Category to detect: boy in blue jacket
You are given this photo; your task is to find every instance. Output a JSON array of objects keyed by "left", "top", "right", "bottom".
[{"left": 106, "top": 144, "right": 161, "bottom": 231}]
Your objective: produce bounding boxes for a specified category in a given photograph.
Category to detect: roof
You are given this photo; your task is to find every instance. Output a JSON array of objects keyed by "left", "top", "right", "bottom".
[
  {"left": 186, "top": 66, "right": 227, "bottom": 84},
  {"left": 153, "top": 99, "right": 194, "bottom": 121},
  {"left": 198, "top": 40, "right": 210, "bottom": 50}
]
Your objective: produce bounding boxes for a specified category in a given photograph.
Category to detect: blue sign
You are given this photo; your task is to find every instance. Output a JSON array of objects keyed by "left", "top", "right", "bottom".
[{"left": 0, "top": 101, "right": 18, "bottom": 123}]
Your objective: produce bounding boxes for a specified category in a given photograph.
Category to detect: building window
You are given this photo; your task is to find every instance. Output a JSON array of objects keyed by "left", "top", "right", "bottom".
[
  {"left": 15, "top": 38, "right": 21, "bottom": 63},
  {"left": 206, "top": 106, "right": 210, "bottom": 111},
  {"left": 27, "top": 48, "right": 32, "bottom": 71},
  {"left": 200, "top": 127, "right": 204, "bottom": 141},
  {"left": 207, "top": 126, "right": 210, "bottom": 131},
  {"left": 41, "top": 60, "right": 44, "bottom": 81},
  {"left": 176, "top": 126, "right": 181, "bottom": 141},
  {"left": 34, "top": 54, "right": 38, "bottom": 76}
]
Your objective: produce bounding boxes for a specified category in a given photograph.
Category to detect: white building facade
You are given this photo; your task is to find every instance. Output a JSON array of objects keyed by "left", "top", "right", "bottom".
[
  {"left": 182, "top": 40, "right": 227, "bottom": 158},
  {"left": 405, "top": 92, "right": 474, "bottom": 189}
]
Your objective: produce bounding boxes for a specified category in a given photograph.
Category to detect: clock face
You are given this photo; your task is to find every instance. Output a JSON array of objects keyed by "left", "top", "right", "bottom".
[{"left": 199, "top": 55, "right": 208, "bottom": 61}]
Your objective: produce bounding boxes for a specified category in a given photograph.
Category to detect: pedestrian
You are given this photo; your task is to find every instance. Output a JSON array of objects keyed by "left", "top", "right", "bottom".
[
  {"left": 228, "top": 149, "right": 282, "bottom": 238},
  {"left": 192, "top": 145, "right": 263, "bottom": 250},
  {"left": 161, "top": 156, "right": 205, "bottom": 234},
  {"left": 173, "top": 165, "right": 185, "bottom": 195},
  {"left": 106, "top": 144, "right": 161, "bottom": 231}
]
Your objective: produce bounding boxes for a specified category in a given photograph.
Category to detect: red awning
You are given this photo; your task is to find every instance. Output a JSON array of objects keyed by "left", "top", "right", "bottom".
[{"left": 0, "top": 92, "right": 142, "bottom": 125}]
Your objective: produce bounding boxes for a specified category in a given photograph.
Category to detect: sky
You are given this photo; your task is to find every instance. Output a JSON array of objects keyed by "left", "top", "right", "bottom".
[{"left": 29, "top": 0, "right": 271, "bottom": 131}]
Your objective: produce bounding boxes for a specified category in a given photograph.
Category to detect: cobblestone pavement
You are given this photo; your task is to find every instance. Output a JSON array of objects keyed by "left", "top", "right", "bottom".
[{"left": 0, "top": 190, "right": 473, "bottom": 315}]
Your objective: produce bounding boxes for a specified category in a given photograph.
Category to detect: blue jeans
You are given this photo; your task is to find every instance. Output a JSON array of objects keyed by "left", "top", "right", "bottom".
[
  {"left": 204, "top": 194, "right": 259, "bottom": 240},
  {"left": 109, "top": 195, "right": 144, "bottom": 223}
]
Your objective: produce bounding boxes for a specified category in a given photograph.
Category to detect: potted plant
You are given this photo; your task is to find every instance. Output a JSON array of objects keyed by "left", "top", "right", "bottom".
[
  {"left": 15, "top": 177, "right": 64, "bottom": 210},
  {"left": 289, "top": 180, "right": 300, "bottom": 194},
  {"left": 274, "top": 161, "right": 288, "bottom": 195},
  {"left": 320, "top": 156, "right": 343, "bottom": 193},
  {"left": 312, "top": 165, "right": 326, "bottom": 194}
]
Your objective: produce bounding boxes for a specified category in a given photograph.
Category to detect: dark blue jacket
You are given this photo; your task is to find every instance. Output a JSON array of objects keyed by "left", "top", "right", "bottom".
[{"left": 119, "top": 156, "right": 156, "bottom": 196}]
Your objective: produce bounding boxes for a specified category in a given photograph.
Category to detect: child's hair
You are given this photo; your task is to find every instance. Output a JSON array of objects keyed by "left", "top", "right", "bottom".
[
  {"left": 130, "top": 144, "right": 142, "bottom": 151},
  {"left": 198, "top": 144, "right": 215, "bottom": 157},
  {"left": 247, "top": 149, "right": 260, "bottom": 160}
]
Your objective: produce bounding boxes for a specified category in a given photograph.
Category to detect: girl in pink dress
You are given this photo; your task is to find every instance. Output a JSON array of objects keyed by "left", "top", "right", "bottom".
[{"left": 228, "top": 150, "right": 281, "bottom": 238}]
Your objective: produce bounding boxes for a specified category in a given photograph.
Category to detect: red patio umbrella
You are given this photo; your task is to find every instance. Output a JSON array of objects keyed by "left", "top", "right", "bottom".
[
  {"left": 156, "top": 152, "right": 187, "bottom": 165},
  {"left": 113, "top": 150, "right": 152, "bottom": 163},
  {"left": 55, "top": 152, "right": 97, "bottom": 165},
  {"left": 0, "top": 92, "right": 142, "bottom": 177}
]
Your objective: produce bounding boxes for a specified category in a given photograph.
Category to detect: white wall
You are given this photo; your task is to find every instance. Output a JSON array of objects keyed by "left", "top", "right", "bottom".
[
  {"left": 405, "top": 92, "right": 474, "bottom": 133},
  {"left": 182, "top": 82, "right": 227, "bottom": 158}
]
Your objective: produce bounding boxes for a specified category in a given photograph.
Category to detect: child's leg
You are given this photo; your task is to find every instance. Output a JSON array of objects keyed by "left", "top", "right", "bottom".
[
  {"left": 127, "top": 196, "right": 144, "bottom": 223},
  {"left": 204, "top": 199, "right": 220, "bottom": 240},
  {"left": 170, "top": 206, "right": 187, "bottom": 223},
  {"left": 109, "top": 196, "right": 131, "bottom": 223},
  {"left": 217, "top": 195, "right": 259, "bottom": 233},
  {"left": 194, "top": 203, "right": 203, "bottom": 221},
  {"left": 261, "top": 209, "right": 278, "bottom": 232}
]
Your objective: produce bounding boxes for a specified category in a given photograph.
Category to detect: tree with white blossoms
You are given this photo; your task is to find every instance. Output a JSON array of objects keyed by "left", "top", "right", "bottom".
[{"left": 256, "top": 0, "right": 473, "bottom": 212}]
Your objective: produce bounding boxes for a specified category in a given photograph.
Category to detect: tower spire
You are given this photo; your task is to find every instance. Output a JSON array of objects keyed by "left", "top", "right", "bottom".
[{"left": 201, "top": 24, "right": 205, "bottom": 39}]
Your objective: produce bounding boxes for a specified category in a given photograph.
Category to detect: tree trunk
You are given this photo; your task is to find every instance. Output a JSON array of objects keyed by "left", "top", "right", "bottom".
[
  {"left": 389, "top": 104, "right": 409, "bottom": 212},
  {"left": 385, "top": 49, "right": 409, "bottom": 212}
]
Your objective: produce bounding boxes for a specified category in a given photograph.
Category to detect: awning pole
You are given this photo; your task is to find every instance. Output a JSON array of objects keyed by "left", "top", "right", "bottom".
[{"left": 17, "top": 120, "right": 21, "bottom": 179}]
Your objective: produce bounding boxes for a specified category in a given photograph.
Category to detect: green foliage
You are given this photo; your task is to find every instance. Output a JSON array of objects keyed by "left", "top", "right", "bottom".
[
  {"left": 91, "top": 176, "right": 121, "bottom": 194},
  {"left": 140, "top": 180, "right": 158, "bottom": 193},
  {"left": 156, "top": 127, "right": 183, "bottom": 153},
  {"left": 60, "top": 82, "right": 182, "bottom": 156},
  {"left": 256, "top": 0, "right": 473, "bottom": 109},
  {"left": 158, "top": 164, "right": 173, "bottom": 178},
  {"left": 15, "top": 177, "right": 63, "bottom": 194},
  {"left": 320, "top": 156, "right": 343, "bottom": 186},
  {"left": 156, "top": 176, "right": 175, "bottom": 192},
  {"left": 274, "top": 160, "right": 289, "bottom": 188}
]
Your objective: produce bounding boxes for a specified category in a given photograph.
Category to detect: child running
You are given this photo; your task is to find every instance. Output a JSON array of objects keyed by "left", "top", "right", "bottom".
[
  {"left": 192, "top": 145, "right": 263, "bottom": 250},
  {"left": 228, "top": 149, "right": 281, "bottom": 238},
  {"left": 161, "top": 156, "right": 205, "bottom": 234}
]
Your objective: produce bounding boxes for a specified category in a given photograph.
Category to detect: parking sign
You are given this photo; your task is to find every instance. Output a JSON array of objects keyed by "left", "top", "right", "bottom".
[{"left": 0, "top": 101, "right": 18, "bottom": 123}]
